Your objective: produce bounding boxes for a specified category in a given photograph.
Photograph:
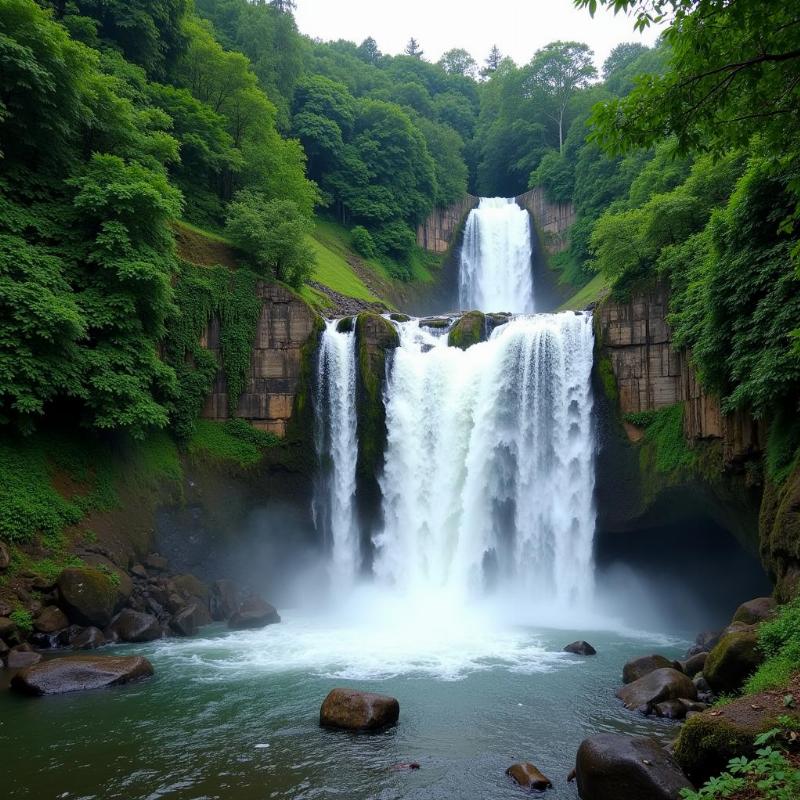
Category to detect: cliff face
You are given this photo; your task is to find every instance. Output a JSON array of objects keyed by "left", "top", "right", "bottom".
[
  {"left": 416, "top": 195, "right": 478, "bottom": 253},
  {"left": 515, "top": 187, "right": 576, "bottom": 254},
  {"left": 201, "top": 283, "right": 319, "bottom": 436}
]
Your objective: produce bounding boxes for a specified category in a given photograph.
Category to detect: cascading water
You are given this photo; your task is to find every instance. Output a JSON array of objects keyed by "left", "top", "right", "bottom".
[
  {"left": 459, "top": 197, "right": 534, "bottom": 313},
  {"left": 375, "top": 314, "right": 596, "bottom": 610},
  {"left": 313, "top": 319, "right": 360, "bottom": 584}
]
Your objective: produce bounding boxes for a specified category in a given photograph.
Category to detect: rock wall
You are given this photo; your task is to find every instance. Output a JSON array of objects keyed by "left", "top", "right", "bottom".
[
  {"left": 597, "top": 283, "right": 763, "bottom": 464},
  {"left": 201, "top": 283, "right": 319, "bottom": 436},
  {"left": 416, "top": 195, "right": 478, "bottom": 253},
  {"left": 515, "top": 187, "right": 576, "bottom": 255}
]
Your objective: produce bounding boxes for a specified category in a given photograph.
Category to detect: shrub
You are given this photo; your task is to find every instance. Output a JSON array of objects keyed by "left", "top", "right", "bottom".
[
  {"left": 745, "top": 596, "right": 800, "bottom": 694},
  {"left": 373, "top": 221, "right": 416, "bottom": 262},
  {"left": 351, "top": 225, "right": 376, "bottom": 258},
  {"left": 10, "top": 609, "right": 33, "bottom": 635}
]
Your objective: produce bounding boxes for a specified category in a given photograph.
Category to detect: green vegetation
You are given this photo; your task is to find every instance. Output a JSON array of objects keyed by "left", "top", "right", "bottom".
[
  {"left": 188, "top": 419, "right": 278, "bottom": 468},
  {"left": 305, "top": 234, "right": 379, "bottom": 303},
  {"left": 9, "top": 609, "right": 33, "bottom": 635},
  {"left": 638, "top": 404, "right": 696, "bottom": 476},
  {"left": 745, "top": 597, "right": 800, "bottom": 695}
]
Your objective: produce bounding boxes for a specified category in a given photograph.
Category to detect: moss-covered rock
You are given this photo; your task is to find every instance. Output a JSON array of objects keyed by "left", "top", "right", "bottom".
[
  {"left": 336, "top": 316, "right": 355, "bottom": 334},
  {"left": 759, "top": 462, "right": 800, "bottom": 601},
  {"left": 703, "top": 630, "right": 763, "bottom": 694},
  {"left": 448, "top": 311, "right": 486, "bottom": 350},
  {"left": 57, "top": 567, "right": 131, "bottom": 628}
]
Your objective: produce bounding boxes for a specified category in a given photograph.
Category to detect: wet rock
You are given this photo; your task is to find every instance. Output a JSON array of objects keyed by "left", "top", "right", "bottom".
[
  {"left": 145, "top": 554, "right": 168, "bottom": 572},
  {"left": 210, "top": 579, "right": 239, "bottom": 621},
  {"left": 703, "top": 630, "right": 763, "bottom": 694},
  {"left": 320, "top": 688, "right": 400, "bottom": 731},
  {"left": 448, "top": 311, "right": 486, "bottom": 350},
  {"left": 0, "top": 616, "right": 16, "bottom": 639},
  {"left": 389, "top": 762, "right": 420, "bottom": 771},
  {"left": 131, "top": 564, "right": 148, "bottom": 580},
  {"left": 70, "top": 627, "right": 105, "bottom": 650},
  {"left": 6, "top": 649, "right": 43, "bottom": 669},
  {"left": 10, "top": 654, "right": 153, "bottom": 695},
  {"left": 564, "top": 640, "right": 596, "bottom": 656},
  {"left": 171, "top": 604, "right": 201, "bottom": 637},
  {"left": 336, "top": 316, "right": 355, "bottom": 333},
  {"left": 34, "top": 606, "right": 69, "bottom": 634},
  {"left": 576, "top": 733, "right": 692, "bottom": 800},
  {"left": 419, "top": 317, "right": 451, "bottom": 329},
  {"left": 506, "top": 762, "right": 552, "bottom": 791},
  {"left": 654, "top": 700, "right": 687, "bottom": 720},
  {"left": 109, "top": 609, "right": 161, "bottom": 643},
  {"left": 0, "top": 542, "right": 10, "bottom": 571},
  {"left": 389, "top": 313, "right": 410, "bottom": 323},
  {"left": 616, "top": 668, "right": 697, "bottom": 712},
  {"left": 732, "top": 597, "right": 776, "bottom": 626},
  {"left": 623, "top": 654, "right": 676, "bottom": 684},
  {"left": 57, "top": 567, "right": 130, "bottom": 628},
  {"left": 679, "top": 652, "right": 707, "bottom": 678},
  {"left": 693, "top": 673, "right": 712, "bottom": 693},
  {"left": 695, "top": 631, "right": 720, "bottom": 650},
  {"left": 172, "top": 574, "right": 210, "bottom": 603},
  {"left": 228, "top": 596, "right": 280, "bottom": 630},
  {"left": 0, "top": 639, "right": 8, "bottom": 657}
]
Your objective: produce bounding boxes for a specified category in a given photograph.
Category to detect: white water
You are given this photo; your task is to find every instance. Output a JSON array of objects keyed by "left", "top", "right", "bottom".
[
  {"left": 375, "top": 314, "right": 596, "bottom": 611},
  {"left": 312, "top": 320, "right": 359, "bottom": 584},
  {"left": 459, "top": 197, "right": 534, "bottom": 313}
]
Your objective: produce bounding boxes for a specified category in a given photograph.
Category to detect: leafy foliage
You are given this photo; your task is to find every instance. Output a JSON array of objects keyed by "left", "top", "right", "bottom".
[{"left": 745, "top": 596, "right": 800, "bottom": 695}]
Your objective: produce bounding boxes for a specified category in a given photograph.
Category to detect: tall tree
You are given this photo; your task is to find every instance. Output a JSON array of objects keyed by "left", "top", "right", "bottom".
[
  {"left": 269, "top": 0, "right": 296, "bottom": 12},
  {"left": 482, "top": 44, "right": 502, "bottom": 77},
  {"left": 404, "top": 37, "right": 423, "bottom": 58},
  {"left": 438, "top": 48, "right": 477, "bottom": 78},
  {"left": 357, "top": 36, "right": 381, "bottom": 65},
  {"left": 523, "top": 41, "right": 597, "bottom": 153}
]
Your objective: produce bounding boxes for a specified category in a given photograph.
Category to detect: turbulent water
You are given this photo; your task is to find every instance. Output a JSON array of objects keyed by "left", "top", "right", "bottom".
[
  {"left": 313, "top": 320, "right": 360, "bottom": 584},
  {"left": 376, "top": 314, "right": 596, "bottom": 611},
  {"left": 459, "top": 197, "right": 534, "bottom": 313}
]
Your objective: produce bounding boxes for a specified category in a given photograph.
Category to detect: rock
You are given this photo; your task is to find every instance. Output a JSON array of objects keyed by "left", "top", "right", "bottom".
[
  {"left": 623, "top": 654, "right": 676, "bottom": 684},
  {"left": 172, "top": 574, "right": 210, "bottom": 603},
  {"left": 703, "top": 630, "right": 763, "bottom": 694},
  {"left": 10, "top": 654, "right": 154, "bottom": 695},
  {"left": 6, "top": 649, "right": 43, "bottom": 669},
  {"left": 506, "top": 762, "right": 552, "bottom": 791},
  {"left": 57, "top": 567, "right": 130, "bottom": 628},
  {"left": 0, "top": 541, "right": 10, "bottom": 570},
  {"left": 131, "top": 564, "right": 148, "bottom": 580},
  {"left": 693, "top": 673, "right": 712, "bottom": 693},
  {"left": 0, "top": 639, "right": 8, "bottom": 656},
  {"left": 732, "top": 597, "right": 776, "bottom": 626},
  {"left": 564, "top": 640, "right": 596, "bottom": 656},
  {"left": 109, "top": 609, "right": 161, "bottom": 643},
  {"left": 228, "top": 596, "right": 280, "bottom": 630},
  {"left": 419, "top": 316, "right": 451, "bottom": 329},
  {"left": 654, "top": 700, "right": 687, "bottom": 720},
  {"left": 722, "top": 621, "right": 757, "bottom": 636},
  {"left": 0, "top": 616, "right": 16, "bottom": 639},
  {"left": 336, "top": 316, "right": 355, "bottom": 333},
  {"left": 448, "top": 311, "right": 486, "bottom": 350},
  {"left": 695, "top": 630, "right": 720, "bottom": 650},
  {"left": 171, "top": 604, "right": 200, "bottom": 637},
  {"left": 145, "top": 554, "right": 168, "bottom": 572},
  {"left": 679, "top": 652, "right": 707, "bottom": 678},
  {"left": 320, "top": 688, "right": 399, "bottom": 731},
  {"left": 576, "top": 733, "right": 692, "bottom": 800},
  {"left": 70, "top": 627, "right": 105, "bottom": 650},
  {"left": 34, "top": 606, "right": 69, "bottom": 634},
  {"left": 389, "top": 762, "right": 420, "bottom": 771},
  {"left": 616, "top": 668, "right": 697, "bottom": 712},
  {"left": 210, "top": 579, "right": 239, "bottom": 621}
]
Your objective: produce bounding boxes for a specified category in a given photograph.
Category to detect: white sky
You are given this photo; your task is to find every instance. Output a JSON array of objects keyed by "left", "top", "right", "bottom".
[{"left": 294, "top": 0, "right": 663, "bottom": 71}]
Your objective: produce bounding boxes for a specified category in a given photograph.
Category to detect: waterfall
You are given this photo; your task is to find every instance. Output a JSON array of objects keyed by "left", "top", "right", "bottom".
[
  {"left": 374, "top": 313, "right": 595, "bottom": 608},
  {"left": 313, "top": 320, "right": 360, "bottom": 584},
  {"left": 459, "top": 197, "right": 534, "bottom": 313}
]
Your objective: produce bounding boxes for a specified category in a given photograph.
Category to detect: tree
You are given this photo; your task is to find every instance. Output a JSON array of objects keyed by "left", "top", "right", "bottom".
[
  {"left": 602, "top": 42, "right": 647, "bottom": 79},
  {"left": 269, "top": 0, "right": 296, "bottom": 11},
  {"left": 404, "top": 37, "right": 423, "bottom": 58},
  {"left": 523, "top": 41, "right": 597, "bottom": 153},
  {"left": 438, "top": 48, "right": 477, "bottom": 79},
  {"left": 482, "top": 44, "right": 502, "bottom": 77},
  {"left": 357, "top": 36, "right": 381, "bottom": 65}
]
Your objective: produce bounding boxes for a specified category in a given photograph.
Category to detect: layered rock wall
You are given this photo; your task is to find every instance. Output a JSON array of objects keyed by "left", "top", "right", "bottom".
[
  {"left": 416, "top": 195, "right": 478, "bottom": 253},
  {"left": 515, "top": 187, "right": 576, "bottom": 254},
  {"left": 201, "top": 283, "right": 318, "bottom": 436}
]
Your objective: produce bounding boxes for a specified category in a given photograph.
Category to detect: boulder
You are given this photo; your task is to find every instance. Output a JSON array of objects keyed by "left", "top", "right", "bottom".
[
  {"left": 695, "top": 630, "right": 720, "bottom": 650},
  {"left": 109, "top": 609, "right": 161, "bottom": 643},
  {"left": 623, "top": 654, "right": 676, "bottom": 684},
  {"left": 564, "top": 640, "right": 596, "bottom": 656},
  {"left": 57, "top": 567, "right": 130, "bottom": 628},
  {"left": 0, "top": 541, "right": 9, "bottom": 570},
  {"left": 228, "top": 596, "right": 280, "bottom": 630},
  {"left": 703, "top": 630, "right": 763, "bottom": 694},
  {"left": 732, "top": 597, "right": 776, "bottom": 626},
  {"left": 679, "top": 652, "right": 707, "bottom": 678},
  {"left": 70, "top": 627, "right": 105, "bottom": 650},
  {"left": 616, "top": 668, "right": 697, "bottom": 712},
  {"left": 145, "top": 554, "right": 169, "bottom": 572},
  {"left": 575, "top": 733, "right": 692, "bottom": 800},
  {"left": 131, "top": 564, "right": 148, "bottom": 580},
  {"left": 210, "top": 579, "right": 239, "bottom": 621},
  {"left": 654, "top": 700, "right": 687, "bottom": 720},
  {"left": 448, "top": 311, "right": 486, "bottom": 350},
  {"left": 34, "top": 606, "right": 69, "bottom": 634},
  {"left": 170, "top": 604, "right": 201, "bottom": 637},
  {"left": 10, "top": 654, "right": 153, "bottom": 696},
  {"left": 172, "top": 574, "right": 210, "bottom": 604},
  {"left": 319, "top": 688, "right": 399, "bottom": 731},
  {"left": 506, "top": 762, "right": 552, "bottom": 791},
  {"left": 6, "top": 649, "right": 43, "bottom": 669},
  {"left": 389, "top": 313, "right": 410, "bottom": 323},
  {"left": 0, "top": 616, "right": 16, "bottom": 639},
  {"left": 419, "top": 317, "right": 451, "bottom": 329}
]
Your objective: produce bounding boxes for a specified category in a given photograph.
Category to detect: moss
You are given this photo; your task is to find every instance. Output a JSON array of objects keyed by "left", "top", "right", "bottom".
[
  {"left": 448, "top": 311, "right": 486, "bottom": 350},
  {"left": 759, "top": 461, "right": 800, "bottom": 601},
  {"left": 188, "top": 419, "right": 278, "bottom": 469},
  {"left": 9, "top": 608, "right": 33, "bottom": 635},
  {"left": 596, "top": 355, "right": 619, "bottom": 403}
]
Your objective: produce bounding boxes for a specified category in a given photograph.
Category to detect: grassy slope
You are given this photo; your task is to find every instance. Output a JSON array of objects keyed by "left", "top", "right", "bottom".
[{"left": 559, "top": 272, "right": 610, "bottom": 310}]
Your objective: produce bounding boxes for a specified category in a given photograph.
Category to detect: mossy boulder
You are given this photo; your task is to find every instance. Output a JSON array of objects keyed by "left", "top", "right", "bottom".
[
  {"left": 57, "top": 567, "right": 131, "bottom": 628},
  {"left": 616, "top": 668, "right": 696, "bottom": 712},
  {"left": 448, "top": 311, "right": 486, "bottom": 350},
  {"left": 732, "top": 597, "right": 776, "bottom": 625},
  {"left": 703, "top": 630, "right": 763, "bottom": 694},
  {"left": 622, "top": 654, "right": 677, "bottom": 684},
  {"left": 336, "top": 316, "right": 355, "bottom": 333}
]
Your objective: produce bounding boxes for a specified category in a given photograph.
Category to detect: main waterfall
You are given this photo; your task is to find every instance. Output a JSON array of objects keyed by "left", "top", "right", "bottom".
[
  {"left": 459, "top": 197, "right": 534, "bottom": 313},
  {"left": 375, "top": 314, "right": 595, "bottom": 609}
]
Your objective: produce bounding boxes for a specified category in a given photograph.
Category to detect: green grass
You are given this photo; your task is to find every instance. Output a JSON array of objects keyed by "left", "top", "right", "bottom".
[
  {"left": 744, "top": 596, "right": 800, "bottom": 694},
  {"left": 188, "top": 419, "right": 278, "bottom": 468},
  {"left": 559, "top": 272, "right": 610, "bottom": 310},
  {"left": 174, "top": 218, "right": 233, "bottom": 245},
  {"left": 306, "top": 232, "right": 379, "bottom": 303}
]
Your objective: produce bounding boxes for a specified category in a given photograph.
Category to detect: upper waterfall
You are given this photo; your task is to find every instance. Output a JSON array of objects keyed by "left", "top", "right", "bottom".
[{"left": 459, "top": 197, "right": 534, "bottom": 313}]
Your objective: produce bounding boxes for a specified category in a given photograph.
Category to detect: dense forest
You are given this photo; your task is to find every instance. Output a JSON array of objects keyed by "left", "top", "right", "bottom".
[{"left": 1, "top": 0, "right": 798, "bottom": 472}]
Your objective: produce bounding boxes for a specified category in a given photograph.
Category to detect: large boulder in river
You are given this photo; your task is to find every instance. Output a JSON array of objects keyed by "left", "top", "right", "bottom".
[
  {"left": 703, "top": 630, "right": 763, "bottom": 694},
  {"left": 70, "top": 626, "right": 105, "bottom": 650},
  {"left": 622, "top": 654, "right": 676, "bottom": 684},
  {"left": 210, "top": 579, "right": 239, "bottom": 621},
  {"left": 171, "top": 604, "right": 204, "bottom": 637},
  {"left": 732, "top": 597, "right": 776, "bottom": 626},
  {"left": 320, "top": 688, "right": 399, "bottom": 731},
  {"left": 228, "top": 595, "right": 280, "bottom": 630},
  {"left": 57, "top": 567, "right": 130, "bottom": 628},
  {"left": 108, "top": 609, "right": 161, "bottom": 643},
  {"left": 576, "top": 733, "right": 692, "bottom": 800},
  {"left": 678, "top": 651, "right": 707, "bottom": 678},
  {"left": 616, "top": 668, "right": 697, "bottom": 712},
  {"left": 34, "top": 606, "right": 69, "bottom": 634},
  {"left": 506, "top": 762, "right": 552, "bottom": 791},
  {"left": 564, "top": 640, "right": 596, "bottom": 656},
  {"left": 448, "top": 311, "right": 485, "bottom": 350},
  {"left": 10, "top": 654, "right": 153, "bottom": 696}
]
